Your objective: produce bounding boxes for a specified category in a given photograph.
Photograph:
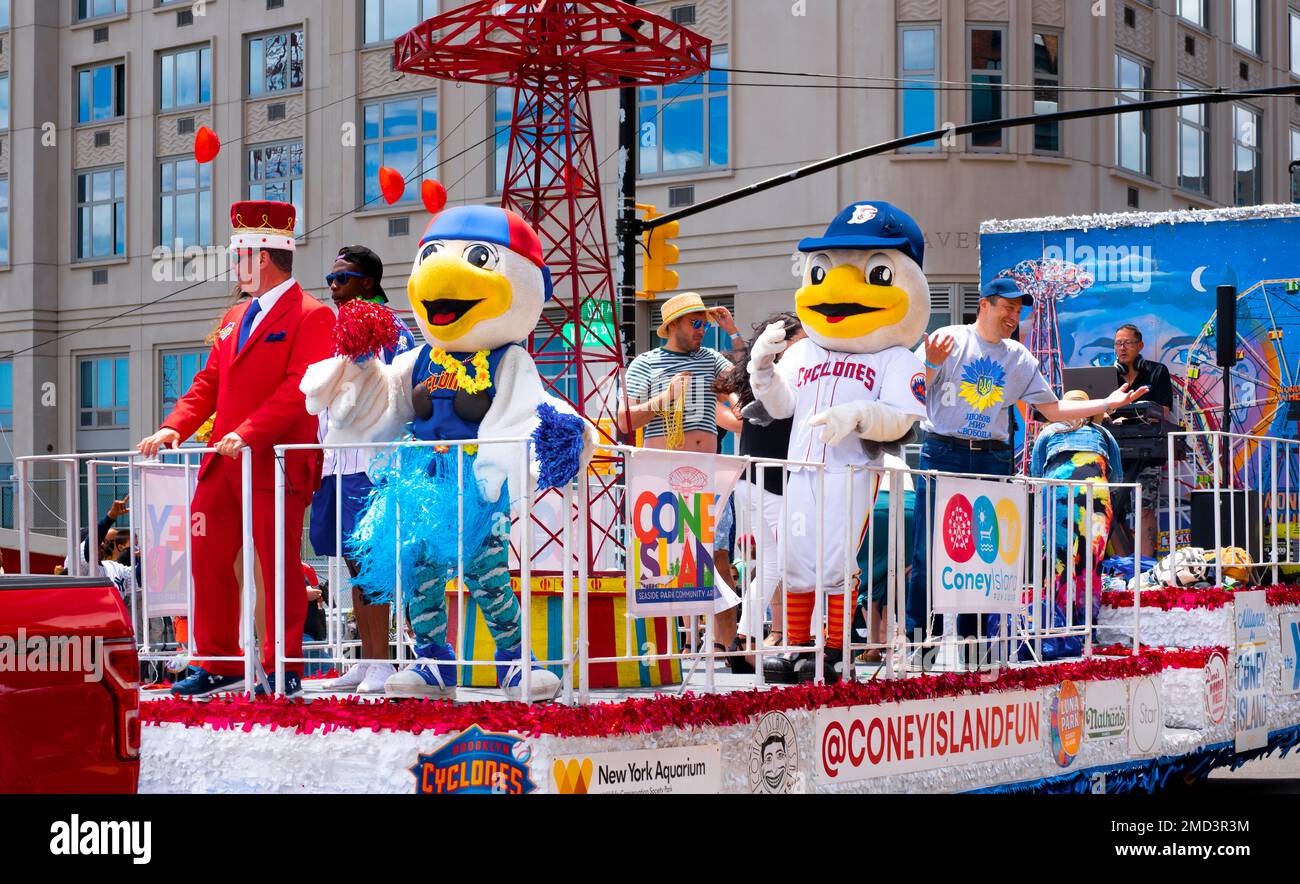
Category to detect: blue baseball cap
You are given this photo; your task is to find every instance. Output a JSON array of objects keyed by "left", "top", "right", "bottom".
[
  {"left": 981, "top": 277, "right": 1033, "bottom": 306},
  {"left": 797, "top": 201, "right": 926, "bottom": 268}
]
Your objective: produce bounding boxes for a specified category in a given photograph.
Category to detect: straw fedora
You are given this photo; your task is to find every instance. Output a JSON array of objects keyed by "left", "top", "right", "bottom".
[{"left": 656, "top": 292, "right": 718, "bottom": 339}]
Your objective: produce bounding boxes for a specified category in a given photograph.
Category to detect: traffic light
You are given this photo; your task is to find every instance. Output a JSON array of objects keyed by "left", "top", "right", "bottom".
[{"left": 636, "top": 204, "right": 681, "bottom": 299}]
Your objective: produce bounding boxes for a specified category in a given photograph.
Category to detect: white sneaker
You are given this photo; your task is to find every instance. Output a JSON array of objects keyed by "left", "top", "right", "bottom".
[
  {"left": 320, "top": 662, "right": 369, "bottom": 692},
  {"left": 357, "top": 662, "right": 396, "bottom": 693}
]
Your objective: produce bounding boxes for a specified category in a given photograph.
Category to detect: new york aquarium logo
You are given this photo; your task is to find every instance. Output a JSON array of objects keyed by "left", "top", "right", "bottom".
[{"left": 410, "top": 725, "right": 536, "bottom": 795}]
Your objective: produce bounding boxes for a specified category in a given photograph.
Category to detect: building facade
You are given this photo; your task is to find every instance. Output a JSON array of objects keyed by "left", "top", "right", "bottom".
[{"left": 2, "top": 0, "right": 1299, "bottom": 529}]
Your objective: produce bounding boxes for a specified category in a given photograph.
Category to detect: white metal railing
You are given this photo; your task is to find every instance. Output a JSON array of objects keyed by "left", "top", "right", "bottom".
[
  {"left": 13, "top": 439, "right": 1151, "bottom": 699},
  {"left": 1166, "top": 430, "right": 1299, "bottom": 587}
]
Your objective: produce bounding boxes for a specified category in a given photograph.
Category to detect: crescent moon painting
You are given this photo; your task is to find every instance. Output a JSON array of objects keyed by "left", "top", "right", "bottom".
[{"left": 1190, "top": 265, "right": 1208, "bottom": 292}]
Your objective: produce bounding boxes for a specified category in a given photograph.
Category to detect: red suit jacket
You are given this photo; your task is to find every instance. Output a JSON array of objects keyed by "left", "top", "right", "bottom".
[{"left": 164, "top": 281, "right": 336, "bottom": 493}]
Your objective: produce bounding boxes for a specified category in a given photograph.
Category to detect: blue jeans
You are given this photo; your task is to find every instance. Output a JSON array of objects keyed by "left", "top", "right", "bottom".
[{"left": 905, "top": 436, "right": 1015, "bottom": 638}]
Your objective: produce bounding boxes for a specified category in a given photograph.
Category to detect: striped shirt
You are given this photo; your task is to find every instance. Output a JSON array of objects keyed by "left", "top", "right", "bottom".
[
  {"left": 319, "top": 311, "right": 417, "bottom": 477},
  {"left": 624, "top": 346, "right": 732, "bottom": 439}
]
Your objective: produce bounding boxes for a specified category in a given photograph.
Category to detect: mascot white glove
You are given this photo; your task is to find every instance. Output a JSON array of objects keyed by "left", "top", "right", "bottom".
[
  {"left": 808, "top": 400, "right": 918, "bottom": 447},
  {"left": 746, "top": 322, "right": 795, "bottom": 420},
  {"left": 300, "top": 356, "right": 403, "bottom": 445}
]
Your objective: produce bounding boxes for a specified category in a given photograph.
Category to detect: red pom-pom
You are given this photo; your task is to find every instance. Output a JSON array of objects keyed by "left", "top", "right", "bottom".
[
  {"left": 334, "top": 300, "right": 400, "bottom": 362},
  {"left": 378, "top": 166, "right": 405, "bottom": 205},
  {"left": 421, "top": 179, "right": 447, "bottom": 215},
  {"left": 195, "top": 126, "right": 221, "bottom": 164}
]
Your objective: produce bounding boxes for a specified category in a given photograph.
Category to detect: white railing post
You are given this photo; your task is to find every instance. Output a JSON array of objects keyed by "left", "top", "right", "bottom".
[
  {"left": 274, "top": 447, "right": 286, "bottom": 695},
  {"left": 16, "top": 457, "right": 30, "bottom": 574},
  {"left": 578, "top": 467, "right": 591, "bottom": 704},
  {"left": 519, "top": 440, "right": 533, "bottom": 705},
  {"left": 62, "top": 459, "right": 78, "bottom": 578},
  {"left": 561, "top": 481, "right": 574, "bottom": 705},
  {"left": 241, "top": 448, "right": 257, "bottom": 693}
]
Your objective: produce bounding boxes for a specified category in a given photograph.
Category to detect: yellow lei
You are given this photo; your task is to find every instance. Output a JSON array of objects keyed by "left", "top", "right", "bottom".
[{"left": 426, "top": 348, "right": 492, "bottom": 395}]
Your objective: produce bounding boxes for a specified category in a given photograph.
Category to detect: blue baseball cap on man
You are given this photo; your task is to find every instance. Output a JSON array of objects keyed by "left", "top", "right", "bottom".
[
  {"left": 981, "top": 276, "right": 1034, "bottom": 307},
  {"left": 797, "top": 201, "right": 927, "bottom": 269}
]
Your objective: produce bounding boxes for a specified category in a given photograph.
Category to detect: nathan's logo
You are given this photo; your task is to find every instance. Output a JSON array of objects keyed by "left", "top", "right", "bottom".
[
  {"left": 552, "top": 758, "right": 594, "bottom": 795},
  {"left": 410, "top": 725, "right": 535, "bottom": 795}
]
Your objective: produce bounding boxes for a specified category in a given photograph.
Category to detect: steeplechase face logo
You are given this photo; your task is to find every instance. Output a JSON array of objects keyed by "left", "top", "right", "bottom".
[
  {"left": 552, "top": 757, "right": 594, "bottom": 795},
  {"left": 749, "top": 711, "right": 799, "bottom": 794},
  {"left": 942, "top": 493, "right": 1021, "bottom": 567},
  {"left": 910, "top": 372, "right": 926, "bottom": 405},
  {"left": 958, "top": 356, "right": 1006, "bottom": 412},
  {"left": 410, "top": 725, "right": 536, "bottom": 795},
  {"left": 1050, "top": 680, "right": 1084, "bottom": 767}
]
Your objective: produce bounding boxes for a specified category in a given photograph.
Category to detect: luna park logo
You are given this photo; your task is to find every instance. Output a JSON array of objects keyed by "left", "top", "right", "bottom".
[
  {"left": 410, "top": 725, "right": 536, "bottom": 795},
  {"left": 941, "top": 492, "right": 1022, "bottom": 566},
  {"left": 749, "top": 711, "right": 799, "bottom": 794},
  {"left": 1050, "top": 680, "right": 1083, "bottom": 768}
]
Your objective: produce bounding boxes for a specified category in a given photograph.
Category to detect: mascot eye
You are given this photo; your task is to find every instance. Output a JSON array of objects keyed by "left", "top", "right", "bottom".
[
  {"left": 464, "top": 244, "right": 499, "bottom": 270},
  {"left": 418, "top": 241, "right": 443, "bottom": 263},
  {"left": 868, "top": 265, "right": 894, "bottom": 286},
  {"left": 810, "top": 266, "right": 826, "bottom": 285},
  {"left": 808, "top": 254, "right": 831, "bottom": 285}
]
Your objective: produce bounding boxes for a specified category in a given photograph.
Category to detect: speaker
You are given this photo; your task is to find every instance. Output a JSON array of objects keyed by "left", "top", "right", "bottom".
[
  {"left": 1216, "top": 285, "right": 1238, "bottom": 368},
  {"left": 1189, "top": 489, "right": 1262, "bottom": 561}
]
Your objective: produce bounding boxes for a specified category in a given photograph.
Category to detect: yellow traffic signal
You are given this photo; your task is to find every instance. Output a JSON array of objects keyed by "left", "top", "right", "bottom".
[{"left": 636, "top": 204, "right": 681, "bottom": 299}]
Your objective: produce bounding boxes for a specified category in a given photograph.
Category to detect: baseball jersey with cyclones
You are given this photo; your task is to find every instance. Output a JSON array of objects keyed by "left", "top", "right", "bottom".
[{"left": 776, "top": 338, "right": 927, "bottom": 470}]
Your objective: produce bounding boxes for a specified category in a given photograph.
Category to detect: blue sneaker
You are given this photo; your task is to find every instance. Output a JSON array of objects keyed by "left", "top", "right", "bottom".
[
  {"left": 170, "top": 667, "right": 245, "bottom": 699},
  {"left": 385, "top": 642, "right": 457, "bottom": 700},
  {"left": 495, "top": 646, "right": 561, "bottom": 703},
  {"left": 253, "top": 671, "right": 303, "bottom": 699}
]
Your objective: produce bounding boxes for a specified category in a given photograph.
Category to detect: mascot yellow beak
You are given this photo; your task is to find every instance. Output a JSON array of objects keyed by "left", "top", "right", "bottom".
[
  {"left": 795, "top": 264, "right": 910, "bottom": 340},
  {"left": 407, "top": 253, "right": 513, "bottom": 344}
]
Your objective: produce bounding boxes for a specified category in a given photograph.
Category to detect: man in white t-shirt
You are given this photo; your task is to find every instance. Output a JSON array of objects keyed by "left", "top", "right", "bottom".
[{"left": 906, "top": 277, "right": 1148, "bottom": 648}]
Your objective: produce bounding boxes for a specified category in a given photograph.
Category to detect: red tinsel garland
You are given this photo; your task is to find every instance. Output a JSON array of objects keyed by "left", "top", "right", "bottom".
[
  {"left": 1101, "top": 584, "right": 1300, "bottom": 612},
  {"left": 333, "top": 299, "right": 399, "bottom": 362},
  {"left": 142, "top": 654, "right": 1172, "bottom": 739},
  {"left": 1093, "top": 643, "right": 1228, "bottom": 669}
]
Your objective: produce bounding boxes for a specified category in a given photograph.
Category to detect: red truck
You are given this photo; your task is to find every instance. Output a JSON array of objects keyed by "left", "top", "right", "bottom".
[{"left": 0, "top": 575, "right": 140, "bottom": 793}]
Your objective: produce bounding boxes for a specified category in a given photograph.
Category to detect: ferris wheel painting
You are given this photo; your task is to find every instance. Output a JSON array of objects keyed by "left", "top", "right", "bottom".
[{"left": 979, "top": 206, "right": 1300, "bottom": 493}]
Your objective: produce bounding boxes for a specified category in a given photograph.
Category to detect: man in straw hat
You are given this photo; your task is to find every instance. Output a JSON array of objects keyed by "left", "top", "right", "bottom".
[
  {"left": 617, "top": 292, "right": 748, "bottom": 666},
  {"left": 138, "top": 200, "right": 336, "bottom": 698}
]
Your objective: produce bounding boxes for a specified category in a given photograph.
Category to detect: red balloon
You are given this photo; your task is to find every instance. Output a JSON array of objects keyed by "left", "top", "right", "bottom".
[
  {"left": 194, "top": 126, "right": 221, "bottom": 164},
  {"left": 378, "top": 166, "right": 405, "bottom": 205},
  {"left": 421, "top": 179, "right": 447, "bottom": 215}
]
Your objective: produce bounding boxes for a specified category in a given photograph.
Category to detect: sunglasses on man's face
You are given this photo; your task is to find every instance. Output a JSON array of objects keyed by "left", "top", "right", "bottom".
[
  {"left": 689, "top": 319, "right": 709, "bottom": 330},
  {"left": 326, "top": 270, "right": 368, "bottom": 287}
]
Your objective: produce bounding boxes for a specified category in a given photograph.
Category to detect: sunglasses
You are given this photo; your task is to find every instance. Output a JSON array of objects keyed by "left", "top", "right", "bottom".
[
  {"left": 325, "top": 270, "right": 368, "bottom": 287},
  {"left": 690, "top": 319, "right": 709, "bottom": 330}
]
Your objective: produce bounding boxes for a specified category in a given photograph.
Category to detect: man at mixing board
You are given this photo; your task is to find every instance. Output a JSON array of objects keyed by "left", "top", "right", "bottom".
[{"left": 1112, "top": 324, "right": 1172, "bottom": 419}]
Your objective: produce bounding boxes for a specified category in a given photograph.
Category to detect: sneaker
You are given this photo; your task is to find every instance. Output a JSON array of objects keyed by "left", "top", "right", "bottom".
[
  {"left": 385, "top": 642, "right": 457, "bottom": 700},
  {"left": 170, "top": 667, "right": 245, "bottom": 699},
  {"left": 357, "top": 662, "right": 396, "bottom": 693},
  {"left": 795, "top": 647, "right": 845, "bottom": 684},
  {"left": 495, "top": 646, "right": 561, "bottom": 703},
  {"left": 320, "top": 662, "right": 369, "bottom": 692},
  {"left": 254, "top": 671, "right": 303, "bottom": 699}
]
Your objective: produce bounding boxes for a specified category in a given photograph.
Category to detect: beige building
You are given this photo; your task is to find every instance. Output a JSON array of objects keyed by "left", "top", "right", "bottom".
[{"left": 3, "top": 0, "right": 1300, "bottom": 527}]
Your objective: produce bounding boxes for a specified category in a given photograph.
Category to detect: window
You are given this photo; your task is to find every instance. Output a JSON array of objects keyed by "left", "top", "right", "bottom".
[
  {"left": 0, "top": 2, "right": 8, "bottom": 30},
  {"left": 638, "top": 46, "right": 729, "bottom": 175},
  {"left": 1178, "top": 0, "right": 1206, "bottom": 27},
  {"left": 77, "top": 61, "right": 126, "bottom": 124},
  {"left": 1178, "top": 81, "right": 1209, "bottom": 195},
  {"left": 159, "top": 45, "right": 212, "bottom": 111},
  {"left": 1291, "top": 128, "right": 1300, "bottom": 202},
  {"left": 76, "top": 167, "right": 126, "bottom": 260},
  {"left": 159, "top": 156, "right": 211, "bottom": 253},
  {"left": 248, "top": 28, "right": 304, "bottom": 97},
  {"left": 0, "top": 464, "right": 11, "bottom": 530},
  {"left": 898, "top": 25, "right": 940, "bottom": 149},
  {"left": 0, "top": 359, "right": 11, "bottom": 430},
  {"left": 1115, "top": 54, "right": 1152, "bottom": 175},
  {"left": 1033, "top": 31, "right": 1061, "bottom": 153},
  {"left": 364, "top": 0, "right": 437, "bottom": 45},
  {"left": 79, "top": 356, "right": 128, "bottom": 428},
  {"left": 491, "top": 85, "right": 513, "bottom": 193},
  {"left": 0, "top": 178, "right": 8, "bottom": 266},
  {"left": 362, "top": 93, "right": 437, "bottom": 205},
  {"left": 968, "top": 26, "right": 1005, "bottom": 150},
  {"left": 160, "top": 350, "right": 208, "bottom": 417},
  {"left": 248, "top": 141, "right": 304, "bottom": 235},
  {"left": 1291, "top": 9, "right": 1300, "bottom": 76},
  {"left": 1233, "top": 104, "right": 1261, "bottom": 206},
  {"left": 1233, "top": 0, "right": 1258, "bottom": 54},
  {"left": 77, "top": 0, "right": 124, "bottom": 20},
  {"left": 0, "top": 75, "right": 8, "bottom": 130}
]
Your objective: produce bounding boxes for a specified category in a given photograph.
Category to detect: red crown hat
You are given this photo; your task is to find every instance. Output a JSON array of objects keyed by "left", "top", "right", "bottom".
[{"left": 230, "top": 200, "right": 297, "bottom": 252}]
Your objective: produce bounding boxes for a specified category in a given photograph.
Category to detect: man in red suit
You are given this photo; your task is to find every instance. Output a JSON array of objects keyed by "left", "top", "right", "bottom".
[{"left": 138, "top": 200, "right": 336, "bottom": 698}]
